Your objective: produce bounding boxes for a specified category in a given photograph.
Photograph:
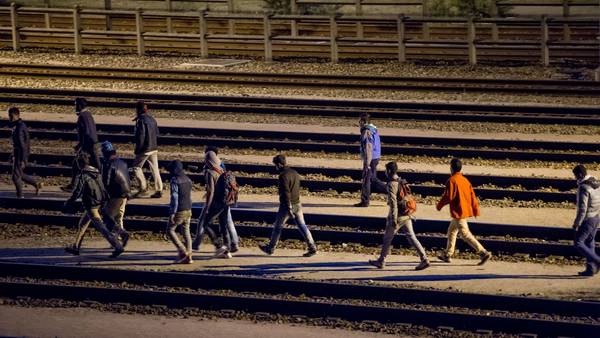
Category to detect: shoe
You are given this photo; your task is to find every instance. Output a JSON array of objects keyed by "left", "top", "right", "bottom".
[
  {"left": 437, "top": 253, "right": 451, "bottom": 263},
  {"left": 16, "top": 194, "right": 24, "bottom": 199},
  {"left": 60, "top": 184, "right": 73, "bottom": 192},
  {"left": 192, "top": 240, "right": 200, "bottom": 251},
  {"left": 259, "top": 244, "right": 273, "bottom": 255},
  {"left": 175, "top": 254, "right": 193, "bottom": 264},
  {"left": 477, "top": 251, "right": 492, "bottom": 266},
  {"left": 578, "top": 269, "right": 595, "bottom": 277},
  {"left": 368, "top": 259, "right": 385, "bottom": 269},
  {"left": 229, "top": 245, "right": 239, "bottom": 253},
  {"left": 415, "top": 260, "right": 430, "bottom": 271},
  {"left": 150, "top": 191, "right": 162, "bottom": 199},
  {"left": 65, "top": 245, "right": 80, "bottom": 256},
  {"left": 303, "top": 248, "right": 317, "bottom": 257},
  {"left": 110, "top": 247, "right": 124, "bottom": 258},
  {"left": 213, "top": 246, "right": 231, "bottom": 258},
  {"left": 354, "top": 201, "right": 369, "bottom": 207},
  {"left": 121, "top": 232, "right": 130, "bottom": 249},
  {"left": 35, "top": 182, "right": 43, "bottom": 196}
]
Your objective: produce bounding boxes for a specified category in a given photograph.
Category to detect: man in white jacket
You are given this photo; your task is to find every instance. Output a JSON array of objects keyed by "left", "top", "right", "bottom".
[{"left": 572, "top": 164, "right": 600, "bottom": 277}]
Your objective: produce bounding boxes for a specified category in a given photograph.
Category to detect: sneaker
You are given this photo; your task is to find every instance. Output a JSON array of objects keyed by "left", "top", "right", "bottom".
[
  {"left": 368, "top": 259, "right": 385, "bottom": 269},
  {"left": 259, "top": 244, "right": 273, "bottom": 255},
  {"left": 303, "top": 248, "right": 317, "bottom": 257},
  {"left": 110, "top": 247, "right": 124, "bottom": 258},
  {"left": 229, "top": 245, "right": 239, "bottom": 253},
  {"left": 65, "top": 245, "right": 80, "bottom": 256},
  {"left": 437, "top": 253, "right": 451, "bottom": 263},
  {"left": 175, "top": 254, "right": 193, "bottom": 264},
  {"left": 150, "top": 191, "right": 162, "bottom": 199},
  {"left": 477, "top": 251, "right": 492, "bottom": 266},
  {"left": 354, "top": 201, "right": 369, "bottom": 208},
  {"left": 35, "top": 182, "right": 43, "bottom": 196},
  {"left": 415, "top": 260, "right": 430, "bottom": 271},
  {"left": 60, "top": 184, "right": 73, "bottom": 193},
  {"left": 213, "top": 246, "right": 230, "bottom": 258},
  {"left": 133, "top": 190, "right": 150, "bottom": 198},
  {"left": 120, "top": 232, "right": 130, "bottom": 249}
]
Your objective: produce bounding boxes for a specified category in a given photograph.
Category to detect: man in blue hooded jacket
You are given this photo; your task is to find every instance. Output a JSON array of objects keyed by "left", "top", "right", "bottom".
[{"left": 355, "top": 113, "right": 386, "bottom": 207}]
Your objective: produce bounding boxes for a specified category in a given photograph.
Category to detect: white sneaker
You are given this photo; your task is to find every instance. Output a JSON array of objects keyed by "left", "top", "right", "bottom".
[{"left": 213, "top": 247, "right": 231, "bottom": 259}]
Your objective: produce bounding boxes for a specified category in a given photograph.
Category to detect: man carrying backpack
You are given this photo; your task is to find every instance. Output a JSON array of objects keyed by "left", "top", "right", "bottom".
[
  {"left": 259, "top": 154, "right": 317, "bottom": 257},
  {"left": 571, "top": 164, "right": 600, "bottom": 276},
  {"left": 100, "top": 141, "right": 130, "bottom": 247},
  {"left": 64, "top": 153, "right": 124, "bottom": 258},
  {"left": 436, "top": 158, "right": 491, "bottom": 265},
  {"left": 355, "top": 113, "right": 386, "bottom": 207},
  {"left": 191, "top": 150, "right": 236, "bottom": 258},
  {"left": 369, "top": 162, "right": 430, "bottom": 271},
  {"left": 132, "top": 100, "right": 162, "bottom": 198},
  {"left": 166, "top": 160, "right": 194, "bottom": 264}
]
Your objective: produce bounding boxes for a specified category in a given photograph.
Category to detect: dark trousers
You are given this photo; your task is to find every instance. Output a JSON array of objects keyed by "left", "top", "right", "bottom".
[
  {"left": 193, "top": 205, "right": 230, "bottom": 250},
  {"left": 360, "top": 158, "right": 386, "bottom": 204},
  {"left": 69, "top": 145, "right": 102, "bottom": 186},
  {"left": 574, "top": 215, "right": 600, "bottom": 270},
  {"left": 11, "top": 159, "right": 38, "bottom": 198}
]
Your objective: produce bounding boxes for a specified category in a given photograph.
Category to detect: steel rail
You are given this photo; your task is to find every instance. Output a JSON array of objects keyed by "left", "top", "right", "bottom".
[
  {"left": 0, "top": 264, "right": 600, "bottom": 337},
  {"left": 0, "top": 263, "right": 598, "bottom": 336},
  {"left": 0, "top": 87, "right": 597, "bottom": 125},
  {"left": 1, "top": 63, "right": 600, "bottom": 95},
  {"left": 1, "top": 197, "right": 596, "bottom": 256}
]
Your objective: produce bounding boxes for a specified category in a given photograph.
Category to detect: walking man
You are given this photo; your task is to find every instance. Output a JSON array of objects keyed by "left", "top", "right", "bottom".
[
  {"left": 166, "top": 160, "right": 194, "bottom": 264},
  {"left": 64, "top": 153, "right": 124, "bottom": 258},
  {"left": 355, "top": 113, "right": 386, "bottom": 207},
  {"left": 62, "top": 98, "right": 102, "bottom": 192},
  {"left": 8, "top": 107, "right": 43, "bottom": 198},
  {"left": 259, "top": 154, "right": 317, "bottom": 257},
  {"left": 369, "top": 161, "right": 430, "bottom": 270},
  {"left": 436, "top": 158, "right": 491, "bottom": 265},
  {"left": 191, "top": 150, "right": 232, "bottom": 258},
  {"left": 571, "top": 164, "right": 600, "bottom": 276},
  {"left": 100, "top": 141, "right": 130, "bottom": 247},
  {"left": 132, "top": 100, "right": 162, "bottom": 198}
]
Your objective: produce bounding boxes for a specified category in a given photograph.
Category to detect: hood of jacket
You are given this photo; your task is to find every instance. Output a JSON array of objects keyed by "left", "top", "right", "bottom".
[
  {"left": 204, "top": 151, "right": 222, "bottom": 171},
  {"left": 579, "top": 175, "right": 600, "bottom": 189},
  {"left": 167, "top": 160, "right": 184, "bottom": 176}
]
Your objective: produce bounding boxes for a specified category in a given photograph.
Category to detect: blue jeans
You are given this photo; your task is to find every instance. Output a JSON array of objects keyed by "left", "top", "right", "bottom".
[
  {"left": 268, "top": 204, "right": 315, "bottom": 251},
  {"left": 574, "top": 216, "right": 600, "bottom": 270}
]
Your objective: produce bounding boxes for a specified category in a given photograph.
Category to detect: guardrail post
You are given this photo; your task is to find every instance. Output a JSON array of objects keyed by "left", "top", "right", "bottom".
[
  {"left": 489, "top": 1, "right": 499, "bottom": 41},
  {"left": 73, "top": 5, "right": 82, "bottom": 55},
  {"left": 136, "top": 8, "right": 145, "bottom": 56},
  {"left": 228, "top": 0, "right": 235, "bottom": 35},
  {"left": 263, "top": 12, "right": 273, "bottom": 62},
  {"left": 355, "top": 0, "right": 363, "bottom": 38},
  {"left": 422, "top": 0, "right": 430, "bottom": 39},
  {"left": 290, "top": 0, "right": 298, "bottom": 37},
  {"left": 330, "top": 14, "right": 339, "bottom": 63},
  {"left": 44, "top": 0, "right": 51, "bottom": 29},
  {"left": 562, "top": 0, "right": 571, "bottom": 41},
  {"left": 166, "top": 0, "right": 173, "bottom": 33},
  {"left": 199, "top": 9, "right": 208, "bottom": 58},
  {"left": 397, "top": 14, "right": 406, "bottom": 63},
  {"left": 10, "top": 3, "right": 20, "bottom": 52},
  {"left": 541, "top": 15, "right": 549, "bottom": 66},
  {"left": 104, "top": 0, "right": 112, "bottom": 31},
  {"left": 467, "top": 17, "right": 477, "bottom": 66}
]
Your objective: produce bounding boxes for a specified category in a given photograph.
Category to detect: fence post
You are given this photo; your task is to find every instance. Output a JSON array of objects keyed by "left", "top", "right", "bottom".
[
  {"left": 10, "top": 3, "right": 20, "bottom": 52},
  {"left": 104, "top": 0, "right": 112, "bottom": 30},
  {"left": 562, "top": 0, "right": 571, "bottom": 41},
  {"left": 467, "top": 17, "right": 477, "bottom": 66},
  {"left": 541, "top": 15, "right": 549, "bottom": 66},
  {"left": 165, "top": 0, "right": 172, "bottom": 33},
  {"left": 199, "top": 9, "right": 208, "bottom": 58},
  {"left": 73, "top": 5, "right": 82, "bottom": 54},
  {"left": 422, "top": 0, "right": 430, "bottom": 39},
  {"left": 355, "top": 0, "right": 363, "bottom": 38},
  {"left": 228, "top": 0, "right": 235, "bottom": 35},
  {"left": 330, "top": 14, "right": 338, "bottom": 63},
  {"left": 263, "top": 12, "right": 273, "bottom": 62},
  {"left": 290, "top": 0, "right": 298, "bottom": 37},
  {"left": 397, "top": 14, "right": 406, "bottom": 63},
  {"left": 489, "top": 0, "right": 499, "bottom": 41},
  {"left": 44, "top": 0, "right": 51, "bottom": 29},
  {"left": 136, "top": 8, "right": 145, "bottom": 56}
]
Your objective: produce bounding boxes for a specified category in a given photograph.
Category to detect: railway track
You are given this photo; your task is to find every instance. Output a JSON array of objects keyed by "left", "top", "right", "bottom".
[
  {"left": 1, "top": 120, "right": 598, "bottom": 163},
  {"left": 2, "top": 63, "right": 600, "bottom": 96},
  {"left": 1, "top": 196, "right": 596, "bottom": 258},
  {"left": 0, "top": 87, "right": 598, "bottom": 125},
  {"left": 1, "top": 262, "right": 598, "bottom": 337}
]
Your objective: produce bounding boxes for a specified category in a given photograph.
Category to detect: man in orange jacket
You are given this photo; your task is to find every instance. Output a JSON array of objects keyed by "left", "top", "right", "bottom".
[{"left": 436, "top": 158, "right": 492, "bottom": 265}]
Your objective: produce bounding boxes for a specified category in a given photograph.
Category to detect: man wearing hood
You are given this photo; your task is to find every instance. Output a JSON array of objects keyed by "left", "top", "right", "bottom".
[
  {"left": 191, "top": 150, "right": 231, "bottom": 258},
  {"left": 355, "top": 112, "right": 386, "bottom": 207},
  {"left": 64, "top": 152, "right": 124, "bottom": 258},
  {"left": 62, "top": 97, "right": 102, "bottom": 192},
  {"left": 100, "top": 141, "right": 130, "bottom": 247},
  {"left": 572, "top": 164, "right": 600, "bottom": 276},
  {"left": 369, "top": 161, "right": 430, "bottom": 271},
  {"left": 132, "top": 100, "right": 162, "bottom": 198},
  {"left": 166, "top": 160, "right": 194, "bottom": 264},
  {"left": 8, "top": 107, "right": 43, "bottom": 198}
]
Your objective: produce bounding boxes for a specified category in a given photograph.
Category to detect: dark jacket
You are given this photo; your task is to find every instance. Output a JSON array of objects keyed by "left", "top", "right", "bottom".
[
  {"left": 76, "top": 110, "right": 98, "bottom": 151},
  {"left": 102, "top": 156, "right": 131, "bottom": 198},
  {"left": 168, "top": 161, "right": 192, "bottom": 215},
  {"left": 68, "top": 166, "right": 108, "bottom": 210},
  {"left": 11, "top": 119, "right": 30, "bottom": 163},
  {"left": 278, "top": 166, "right": 301, "bottom": 207},
  {"left": 134, "top": 113, "right": 159, "bottom": 155}
]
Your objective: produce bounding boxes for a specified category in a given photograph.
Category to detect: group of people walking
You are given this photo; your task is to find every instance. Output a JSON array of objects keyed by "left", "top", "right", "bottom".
[{"left": 7, "top": 104, "right": 600, "bottom": 276}]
